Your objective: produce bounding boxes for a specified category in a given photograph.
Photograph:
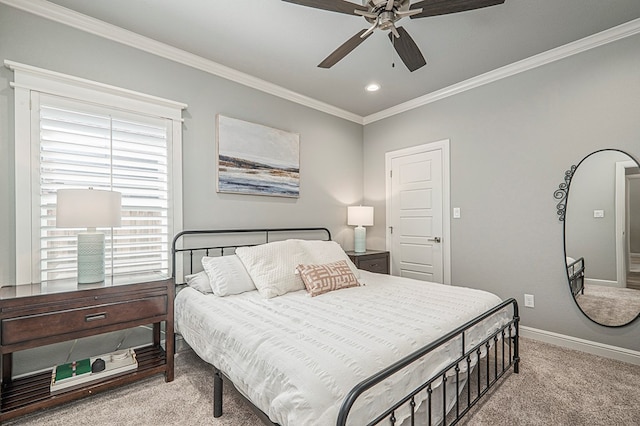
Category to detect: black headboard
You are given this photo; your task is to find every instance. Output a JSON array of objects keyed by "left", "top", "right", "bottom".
[{"left": 171, "top": 227, "right": 332, "bottom": 283}]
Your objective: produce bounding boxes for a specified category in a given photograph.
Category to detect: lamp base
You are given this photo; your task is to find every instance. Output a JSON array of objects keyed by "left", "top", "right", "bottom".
[
  {"left": 77, "top": 232, "right": 105, "bottom": 284},
  {"left": 354, "top": 226, "right": 366, "bottom": 253}
]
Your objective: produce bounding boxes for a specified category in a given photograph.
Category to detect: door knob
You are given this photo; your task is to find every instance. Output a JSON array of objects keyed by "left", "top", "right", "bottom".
[{"left": 428, "top": 237, "right": 441, "bottom": 243}]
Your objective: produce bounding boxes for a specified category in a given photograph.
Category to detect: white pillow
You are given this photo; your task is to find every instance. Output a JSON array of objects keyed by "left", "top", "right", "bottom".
[
  {"left": 184, "top": 271, "right": 212, "bottom": 294},
  {"left": 201, "top": 255, "right": 256, "bottom": 296},
  {"left": 235, "top": 239, "right": 314, "bottom": 299},
  {"left": 300, "top": 240, "right": 360, "bottom": 278}
]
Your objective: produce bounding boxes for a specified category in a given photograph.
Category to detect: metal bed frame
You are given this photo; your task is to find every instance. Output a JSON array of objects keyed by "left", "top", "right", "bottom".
[
  {"left": 567, "top": 257, "right": 585, "bottom": 297},
  {"left": 171, "top": 228, "right": 520, "bottom": 426}
]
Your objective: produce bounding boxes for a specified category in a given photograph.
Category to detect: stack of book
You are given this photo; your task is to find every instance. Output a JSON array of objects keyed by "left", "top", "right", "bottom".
[{"left": 50, "top": 348, "right": 138, "bottom": 394}]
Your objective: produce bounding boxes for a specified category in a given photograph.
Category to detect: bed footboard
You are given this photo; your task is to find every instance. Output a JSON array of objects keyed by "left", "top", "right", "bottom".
[
  {"left": 567, "top": 257, "right": 585, "bottom": 297},
  {"left": 211, "top": 299, "right": 519, "bottom": 426},
  {"left": 337, "top": 298, "right": 520, "bottom": 426}
]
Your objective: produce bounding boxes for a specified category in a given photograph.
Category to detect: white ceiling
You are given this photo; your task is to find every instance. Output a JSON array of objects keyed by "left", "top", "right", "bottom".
[{"left": 41, "top": 0, "right": 640, "bottom": 118}]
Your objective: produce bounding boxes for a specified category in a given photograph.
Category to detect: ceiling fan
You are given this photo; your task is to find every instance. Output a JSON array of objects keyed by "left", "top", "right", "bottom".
[{"left": 282, "top": 0, "right": 505, "bottom": 72}]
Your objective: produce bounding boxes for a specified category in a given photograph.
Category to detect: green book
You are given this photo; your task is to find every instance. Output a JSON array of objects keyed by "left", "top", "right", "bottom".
[{"left": 54, "top": 358, "right": 91, "bottom": 381}]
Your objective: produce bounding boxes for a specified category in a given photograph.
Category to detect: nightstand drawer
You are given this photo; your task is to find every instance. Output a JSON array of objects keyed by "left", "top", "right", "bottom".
[
  {"left": 1, "top": 295, "right": 167, "bottom": 346},
  {"left": 357, "top": 256, "right": 388, "bottom": 274},
  {"left": 347, "top": 251, "right": 390, "bottom": 275}
]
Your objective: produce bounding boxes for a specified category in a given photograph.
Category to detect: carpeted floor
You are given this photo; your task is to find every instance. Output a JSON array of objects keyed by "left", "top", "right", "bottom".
[
  {"left": 576, "top": 284, "right": 640, "bottom": 326},
  {"left": 5, "top": 338, "right": 640, "bottom": 426}
]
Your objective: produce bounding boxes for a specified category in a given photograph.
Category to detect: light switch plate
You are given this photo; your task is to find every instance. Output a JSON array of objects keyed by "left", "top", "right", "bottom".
[
  {"left": 524, "top": 294, "right": 535, "bottom": 308},
  {"left": 593, "top": 210, "right": 604, "bottom": 218},
  {"left": 453, "top": 207, "right": 461, "bottom": 219}
]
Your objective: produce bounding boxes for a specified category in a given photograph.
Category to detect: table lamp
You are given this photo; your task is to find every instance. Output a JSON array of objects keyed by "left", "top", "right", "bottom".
[
  {"left": 56, "top": 188, "right": 122, "bottom": 283},
  {"left": 347, "top": 206, "right": 374, "bottom": 253}
]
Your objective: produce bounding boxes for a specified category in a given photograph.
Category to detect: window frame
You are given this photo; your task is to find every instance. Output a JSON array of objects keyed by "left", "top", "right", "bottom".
[{"left": 8, "top": 60, "right": 186, "bottom": 284}]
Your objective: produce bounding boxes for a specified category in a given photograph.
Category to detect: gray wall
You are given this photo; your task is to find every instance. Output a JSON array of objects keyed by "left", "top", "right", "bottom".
[
  {"left": 363, "top": 34, "right": 640, "bottom": 350},
  {"left": 1, "top": 3, "right": 639, "bottom": 358},
  {"left": 0, "top": 5, "right": 364, "bottom": 286},
  {"left": 564, "top": 150, "right": 629, "bottom": 282}
]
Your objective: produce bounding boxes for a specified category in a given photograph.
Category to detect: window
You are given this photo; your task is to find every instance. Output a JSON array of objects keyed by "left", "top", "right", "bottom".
[
  {"left": 9, "top": 61, "right": 185, "bottom": 284},
  {"left": 39, "top": 96, "right": 172, "bottom": 281}
]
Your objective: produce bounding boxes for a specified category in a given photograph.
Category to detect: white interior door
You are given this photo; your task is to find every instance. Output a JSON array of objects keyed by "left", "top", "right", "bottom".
[{"left": 386, "top": 142, "right": 449, "bottom": 283}]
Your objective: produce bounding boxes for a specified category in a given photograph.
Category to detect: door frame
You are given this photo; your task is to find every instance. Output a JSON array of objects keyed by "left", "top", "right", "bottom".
[
  {"left": 627, "top": 174, "right": 640, "bottom": 269},
  {"left": 385, "top": 139, "right": 451, "bottom": 284},
  {"left": 615, "top": 160, "right": 636, "bottom": 287}
]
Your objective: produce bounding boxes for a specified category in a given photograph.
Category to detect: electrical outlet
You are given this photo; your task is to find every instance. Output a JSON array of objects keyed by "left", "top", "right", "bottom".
[{"left": 524, "top": 294, "right": 535, "bottom": 308}]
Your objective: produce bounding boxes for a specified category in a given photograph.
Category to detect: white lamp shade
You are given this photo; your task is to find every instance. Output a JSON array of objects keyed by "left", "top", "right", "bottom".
[
  {"left": 347, "top": 206, "right": 374, "bottom": 227},
  {"left": 56, "top": 189, "right": 122, "bottom": 228}
]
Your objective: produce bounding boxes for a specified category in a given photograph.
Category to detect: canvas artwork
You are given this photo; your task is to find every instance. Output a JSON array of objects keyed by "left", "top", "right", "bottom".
[{"left": 216, "top": 115, "right": 300, "bottom": 198}]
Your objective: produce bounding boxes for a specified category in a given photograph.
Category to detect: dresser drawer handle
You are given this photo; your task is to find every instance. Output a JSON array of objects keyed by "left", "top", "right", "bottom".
[{"left": 85, "top": 313, "right": 107, "bottom": 322}]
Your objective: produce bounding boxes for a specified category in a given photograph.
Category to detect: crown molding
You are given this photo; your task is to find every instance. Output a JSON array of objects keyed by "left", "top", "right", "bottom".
[
  {"left": 0, "top": 0, "right": 364, "bottom": 125},
  {"left": 2, "top": 1, "right": 639, "bottom": 127},
  {"left": 5, "top": 59, "right": 187, "bottom": 121},
  {"left": 363, "top": 17, "right": 640, "bottom": 124}
]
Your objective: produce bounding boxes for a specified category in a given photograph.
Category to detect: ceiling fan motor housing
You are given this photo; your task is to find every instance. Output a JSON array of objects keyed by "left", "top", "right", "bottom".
[{"left": 378, "top": 11, "right": 398, "bottom": 29}]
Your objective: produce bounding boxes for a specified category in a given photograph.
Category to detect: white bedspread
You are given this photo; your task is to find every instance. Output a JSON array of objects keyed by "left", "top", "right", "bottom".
[{"left": 174, "top": 271, "right": 508, "bottom": 426}]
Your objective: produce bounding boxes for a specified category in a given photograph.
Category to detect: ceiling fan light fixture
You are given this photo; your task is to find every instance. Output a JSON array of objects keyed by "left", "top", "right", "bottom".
[{"left": 365, "top": 83, "right": 381, "bottom": 92}]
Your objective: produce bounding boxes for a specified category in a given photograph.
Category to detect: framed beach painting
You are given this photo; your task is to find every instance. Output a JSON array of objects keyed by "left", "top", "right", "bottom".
[{"left": 216, "top": 115, "right": 300, "bottom": 198}]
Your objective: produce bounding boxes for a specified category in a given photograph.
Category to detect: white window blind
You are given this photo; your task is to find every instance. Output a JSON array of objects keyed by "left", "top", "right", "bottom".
[{"left": 38, "top": 95, "right": 172, "bottom": 281}]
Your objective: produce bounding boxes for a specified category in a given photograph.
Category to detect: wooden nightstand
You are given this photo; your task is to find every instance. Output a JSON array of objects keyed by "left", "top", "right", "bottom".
[
  {"left": 0, "top": 274, "right": 174, "bottom": 422},
  {"left": 346, "top": 250, "right": 390, "bottom": 274}
]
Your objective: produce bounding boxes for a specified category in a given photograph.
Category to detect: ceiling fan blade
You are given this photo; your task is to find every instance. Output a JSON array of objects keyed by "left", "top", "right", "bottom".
[
  {"left": 318, "top": 29, "right": 372, "bottom": 68},
  {"left": 388, "top": 26, "right": 426, "bottom": 72},
  {"left": 409, "top": 0, "right": 505, "bottom": 19},
  {"left": 282, "top": 0, "right": 367, "bottom": 16}
]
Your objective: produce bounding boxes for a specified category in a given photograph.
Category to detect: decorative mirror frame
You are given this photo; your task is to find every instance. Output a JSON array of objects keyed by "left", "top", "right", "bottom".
[{"left": 555, "top": 148, "right": 640, "bottom": 327}]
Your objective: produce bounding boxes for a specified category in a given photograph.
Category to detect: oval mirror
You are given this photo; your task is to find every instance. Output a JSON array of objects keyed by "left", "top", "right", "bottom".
[{"left": 556, "top": 149, "right": 640, "bottom": 327}]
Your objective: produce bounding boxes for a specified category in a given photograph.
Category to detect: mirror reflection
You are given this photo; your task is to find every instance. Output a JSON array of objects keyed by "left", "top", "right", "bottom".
[{"left": 562, "top": 149, "right": 640, "bottom": 327}]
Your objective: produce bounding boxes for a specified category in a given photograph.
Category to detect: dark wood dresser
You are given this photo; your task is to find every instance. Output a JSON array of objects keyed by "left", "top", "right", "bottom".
[
  {"left": 346, "top": 250, "right": 390, "bottom": 274},
  {"left": 0, "top": 274, "right": 174, "bottom": 422}
]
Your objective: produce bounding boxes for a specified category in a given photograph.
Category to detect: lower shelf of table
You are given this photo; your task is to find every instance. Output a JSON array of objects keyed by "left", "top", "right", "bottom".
[{"left": 0, "top": 345, "right": 168, "bottom": 422}]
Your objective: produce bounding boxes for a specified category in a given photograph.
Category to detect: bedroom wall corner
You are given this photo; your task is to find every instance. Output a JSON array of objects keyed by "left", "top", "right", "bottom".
[{"left": 362, "top": 32, "right": 640, "bottom": 351}]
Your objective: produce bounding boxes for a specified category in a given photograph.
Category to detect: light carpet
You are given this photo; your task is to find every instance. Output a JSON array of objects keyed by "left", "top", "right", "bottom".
[
  {"left": 6, "top": 338, "right": 640, "bottom": 426},
  {"left": 576, "top": 284, "right": 640, "bottom": 326}
]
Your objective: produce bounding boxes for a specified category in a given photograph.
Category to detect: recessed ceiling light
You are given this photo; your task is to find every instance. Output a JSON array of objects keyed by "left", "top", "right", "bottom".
[{"left": 365, "top": 83, "right": 380, "bottom": 92}]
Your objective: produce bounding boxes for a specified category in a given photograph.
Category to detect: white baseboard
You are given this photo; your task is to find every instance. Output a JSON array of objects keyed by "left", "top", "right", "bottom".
[
  {"left": 520, "top": 326, "right": 640, "bottom": 366},
  {"left": 585, "top": 278, "right": 622, "bottom": 288}
]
